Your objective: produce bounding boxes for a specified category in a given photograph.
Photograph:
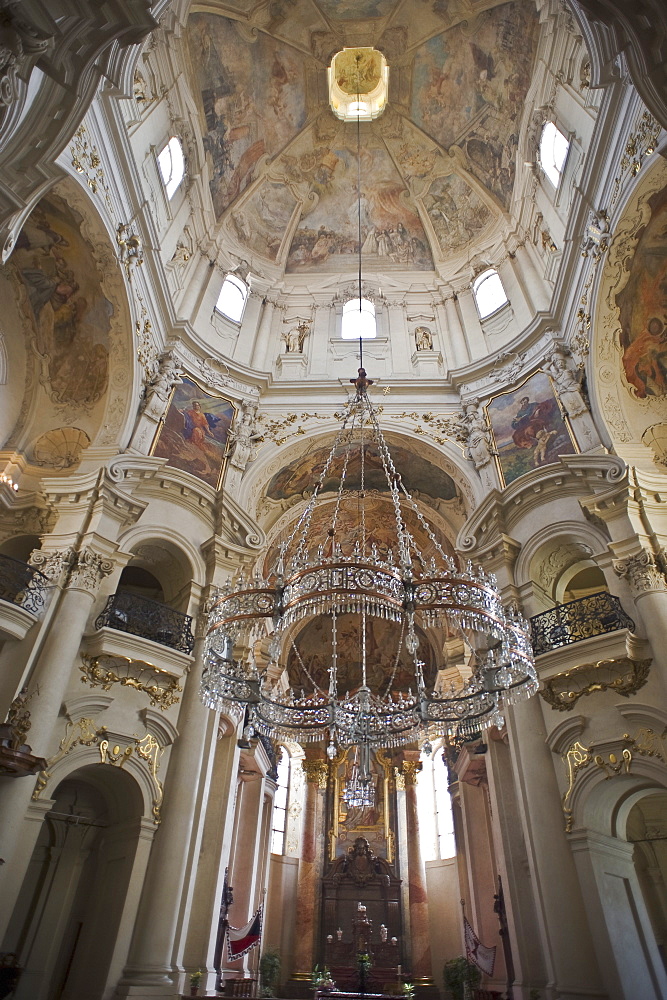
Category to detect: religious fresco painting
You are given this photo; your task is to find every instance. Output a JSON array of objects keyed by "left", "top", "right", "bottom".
[
  {"left": 152, "top": 376, "right": 235, "bottom": 489},
  {"left": 231, "top": 181, "right": 298, "bottom": 262},
  {"left": 286, "top": 612, "right": 437, "bottom": 698},
  {"left": 187, "top": 13, "right": 307, "bottom": 219},
  {"left": 411, "top": 3, "right": 540, "bottom": 208},
  {"left": 286, "top": 143, "right": 433, "bottom": 272},
  {"left": 315, "top": 0, "right": 399, "bottom": 19},
  {"left": 486, "top": 371, "right": 576, "bottom": 486},
  {"left": 616, "top": 181, "right": 667, "bottom": 399},
  {"left": 423, "top": 174, "right": 493, "bottom": 254},
  {"left": 266, "top": 439, "right": 457, "bottom": 501},
  {"left": 12, "top": 194, "right": 111, "bottom": 408}
]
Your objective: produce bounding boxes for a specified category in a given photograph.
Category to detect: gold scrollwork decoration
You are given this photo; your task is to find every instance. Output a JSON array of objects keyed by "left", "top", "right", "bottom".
[
  {"left": 562, "top": 740, "right": 592, "bottom": 832},
  {"left": 562, "top": 728, "right": 667, "bottom": 832},
  {"left": 80, "top": 654, "right": 182, "bottom": 710},
  {"left": 32, "top": 717, "right": 164, "bottom": 824},
  {"left": 394, "top": 766, "right": 406, "bottom": 791},
  {"left": 540, "top": 657, "right": 651, "bottom": 711}
]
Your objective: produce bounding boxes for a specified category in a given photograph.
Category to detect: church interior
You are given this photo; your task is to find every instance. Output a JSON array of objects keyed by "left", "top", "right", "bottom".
[{"left": 0, "top": 2, "right": 667, "bottom": 1000}]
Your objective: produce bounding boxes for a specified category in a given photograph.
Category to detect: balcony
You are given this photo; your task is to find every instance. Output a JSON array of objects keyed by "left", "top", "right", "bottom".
[
  {"left": 530, "top": 591, "right": 635, "bottom": 656},
  {"left": 95, "top": 590, "right": 195, "bottom": 654},
  {"left": 0, "top": 554, "right": 48, "bottom": 640}
]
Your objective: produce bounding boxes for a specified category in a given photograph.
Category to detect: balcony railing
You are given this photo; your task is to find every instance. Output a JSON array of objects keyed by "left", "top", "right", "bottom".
[
  {"left": 95, "top": 590, "right": 195, "bottom": 654},
  {"left": 530, "top": 591, "right": 635, "bottom": 655},
  {"left": 0, "top": 553, "right": 48, "bottom": 616}
]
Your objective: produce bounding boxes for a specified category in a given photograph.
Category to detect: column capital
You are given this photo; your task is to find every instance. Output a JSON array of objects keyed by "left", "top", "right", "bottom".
[
  {"left": 399, "top": 760, "right": 422, "bottom": 786},
  {"left": 67, "top": 548, "right": 115, "bottom": 595},
  {"left": 29, "top": 547, "right": 75, "bottom": 585},
  {"left": 613, "top": 548, "right": 667, "bottom": 596},
  {"left": 301, "top": 758, "right": 328, "bottom": 788}
]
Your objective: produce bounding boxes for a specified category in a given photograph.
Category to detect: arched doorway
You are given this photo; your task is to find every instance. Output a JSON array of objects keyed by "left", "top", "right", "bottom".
[{"left": 5, "top": 763, "right": 143, "bottom": 1000}]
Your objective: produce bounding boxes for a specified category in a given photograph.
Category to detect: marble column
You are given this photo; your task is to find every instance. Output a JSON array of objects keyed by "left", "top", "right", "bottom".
[
  {"left": 291, "top": 753, "right": 327, "bottom": 981},
  {"left": 613, "top": 550, "right": 667, "bottom": 676},
  {"left": 506, "top": 695, "right": 606, "bottom": 999},
  {"left": 116, "top": 635, "right": 217, "bottom": 998},
  {"left": 225, "top": 762, "right": 267, "bottom": 979},
  {"left": 0, "top": 546, "right": 113, "bottom": 944},
  {"left": 400, "top": 756, "right": 434, "bottom": 985}
]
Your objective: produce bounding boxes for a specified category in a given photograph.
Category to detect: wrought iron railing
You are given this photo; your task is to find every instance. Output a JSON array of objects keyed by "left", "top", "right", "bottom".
[
  {"left": 0, "top": 553, "right": 48, "bottom": 615},
  {"left": 530, "top": 591, "right": 635, "bottom": 655},
  {"left": 95, "top": 590, "right": 195, "bottom": 654}
]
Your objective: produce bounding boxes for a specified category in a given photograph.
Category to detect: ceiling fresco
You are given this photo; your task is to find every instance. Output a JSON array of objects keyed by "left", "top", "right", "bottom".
[{"left": 184, "top": 0, "right": 541, "bottom": 273}]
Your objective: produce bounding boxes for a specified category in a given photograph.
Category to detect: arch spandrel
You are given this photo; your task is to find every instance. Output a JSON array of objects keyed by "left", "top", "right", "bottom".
[{"left": 0, "top": 177, "right": 137, "bottom": 479}]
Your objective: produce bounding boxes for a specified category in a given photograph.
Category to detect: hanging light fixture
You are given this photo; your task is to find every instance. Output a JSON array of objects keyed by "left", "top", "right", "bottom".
[{"left": 200, "top": 57, "right": 538, "bottom": 772}]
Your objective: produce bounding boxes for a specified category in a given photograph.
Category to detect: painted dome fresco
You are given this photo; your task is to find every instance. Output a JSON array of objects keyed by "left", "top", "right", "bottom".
[{"left": 184, "top": 0, "right": 541, "bottom": 279}]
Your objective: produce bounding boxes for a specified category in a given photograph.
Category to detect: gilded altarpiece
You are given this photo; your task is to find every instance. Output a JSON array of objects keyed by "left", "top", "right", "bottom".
[{"left": 321, "top": 750, "right": 403, "bottom": 987}]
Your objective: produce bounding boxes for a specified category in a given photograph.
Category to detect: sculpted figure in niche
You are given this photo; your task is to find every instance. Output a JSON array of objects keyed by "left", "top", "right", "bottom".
[
  {"left": 228, "top": 400, "right": 262, "bottom": 471},
  {"left": 462, "top": 400, "right": 495, "bottom": 470},
  {"left": 545, "top": 346, "right": 588, "bottom": 417},
  {"left": 282, "top": 320, "right": 309, "bottom": 354},
  {"left": 142, "top": 351, "right": 182, "bottom": 420},
  {"left": 415, "top": 325, "right": 433, "bottom": 351}
]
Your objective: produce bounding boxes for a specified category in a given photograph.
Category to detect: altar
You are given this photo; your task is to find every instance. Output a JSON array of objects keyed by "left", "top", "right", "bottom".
[{"left": 320, "top": 838, "right": 403, "bottom": 990}]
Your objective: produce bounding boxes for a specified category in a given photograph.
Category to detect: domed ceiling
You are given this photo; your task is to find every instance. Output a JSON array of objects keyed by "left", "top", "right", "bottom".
[{"left": 185, "top": 0, "right": 541, "bottom": 277}]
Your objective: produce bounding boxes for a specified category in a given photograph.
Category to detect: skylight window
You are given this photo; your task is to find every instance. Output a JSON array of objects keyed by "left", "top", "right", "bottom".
[
  {"left": 472, "top": 268, "right": 508, "bottom": 319},
  {"left": 157, "top": 136, "right": 185, "bottom": 199},
  {"left": 341, "top": 297, "right": 376, "bottom": 339},
  {"left": 216, "top": 274, "right": 248, "bottom": 323},
  {"left": 539, "top": 121, "right": 569, "bottom": 188},
  {"left": 329, "top": 47, "right": 388, "bottom": 122}
]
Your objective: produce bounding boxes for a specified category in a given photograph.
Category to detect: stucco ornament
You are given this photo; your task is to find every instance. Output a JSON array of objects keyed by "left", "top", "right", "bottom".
[
  {"left": 67, "top": 548, "right": 114, "bottom": 594},
  {"left": 228, "top": 400, "right": 263, "bottom": 472},
  {"left": 613, "top": 549, "right": 667, "bottom": 595},
  {"left": 545, "top": 346, "right": 588, "bottom": 417},
  {"left": 462, "top": 399, "right": 495, "bottom": 470},
  {"left": 141, "top": 350, "right": 182, "bottom": 421}
]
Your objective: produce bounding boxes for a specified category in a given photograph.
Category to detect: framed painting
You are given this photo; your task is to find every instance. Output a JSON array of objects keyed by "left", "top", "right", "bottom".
[
  {"left": 485, "top": 370, "right": 577, "bottom": 487},
  {"left": 151, "top": 375, "right": 236, "bottom": 489}
]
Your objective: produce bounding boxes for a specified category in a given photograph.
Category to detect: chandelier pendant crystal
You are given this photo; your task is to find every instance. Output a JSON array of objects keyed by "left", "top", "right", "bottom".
[{"left": 201, "top": 369, "right": 537, "bottom": 769}]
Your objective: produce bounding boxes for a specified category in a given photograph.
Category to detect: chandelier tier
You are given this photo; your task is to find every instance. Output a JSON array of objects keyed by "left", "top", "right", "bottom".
[{"left": 201, "top": 370, "right": 538, "bottom": 760}]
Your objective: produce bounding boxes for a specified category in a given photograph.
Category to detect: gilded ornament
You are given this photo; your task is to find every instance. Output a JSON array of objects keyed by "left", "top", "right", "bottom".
[
  {"left": 540, "top": 657, "right": 651, "bottom": 711},
  {"left": 302, "top": 759, "right": 328, "bottom": 788},
  {"left": 80, "top": 654, "right": 183, "bottom": 710}
]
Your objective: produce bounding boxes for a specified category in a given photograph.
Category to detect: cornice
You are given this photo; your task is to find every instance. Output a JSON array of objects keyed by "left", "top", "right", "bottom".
[{"left": 457, "top": 454, "right": 625, "bottom": 554}]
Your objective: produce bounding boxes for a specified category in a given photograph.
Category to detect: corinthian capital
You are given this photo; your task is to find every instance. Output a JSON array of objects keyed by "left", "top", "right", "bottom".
[
  {"left": 29, "top": 547, "right": 75, "bottom": 584},
  {"left": 67, "top": 548, "right": 114, "bottom": 595},
  {"left": 301, "top": 759, "right": 328, "bottom": 788},
  {"left": 613, "top": 549, "right": 667, "bottom": 596}
]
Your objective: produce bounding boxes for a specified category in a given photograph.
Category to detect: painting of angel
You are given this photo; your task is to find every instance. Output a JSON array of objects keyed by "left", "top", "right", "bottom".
[{"left": 486, "top": 371, "right": 576, "bottom": 486}]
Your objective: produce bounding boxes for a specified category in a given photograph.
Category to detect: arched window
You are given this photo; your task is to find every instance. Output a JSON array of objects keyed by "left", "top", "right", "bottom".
[
  {"left": 157, "top": 136, "right": 185, "bottom": 199},
  {"left": 216, "top": 274, "right": 249, "bottom": 323},
  {"left": 341, "top": 297, "right": 376, "bottom": 340},
  {"left": 472, "top": 268, "right": 508, "bottom": 319},
  {"left": 271, "top": 748, "right": 290, "bottom": 854},
  {"left": 539, "top": 121, "right": 569, "bottom": 188},
  {"left": 417, "top": 745, "right": 455, "bottom": 861}
]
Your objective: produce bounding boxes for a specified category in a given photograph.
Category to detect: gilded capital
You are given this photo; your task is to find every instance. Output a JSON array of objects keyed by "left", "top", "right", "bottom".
[
  {"left": 302, "top": 759, "right": 328, "bottom": 788},
  {"left": 400, "top": 760, "right": 422, "bottom": 786}
]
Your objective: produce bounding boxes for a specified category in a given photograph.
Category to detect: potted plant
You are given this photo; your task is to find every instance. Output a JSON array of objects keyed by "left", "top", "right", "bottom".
[
  {"left": 311, "top": 965, "right": 336, "bottom": 993},
  {"left": 443, "top": 957, "right": 481, "bottom": 1000},
  {"left": 189, "top": 969, "right": 203, "bottom": 997},
  {"left": 402, "top": 982, "right": 415, "bottom": 1000},
  {"left": 260, "top": 949, "right": 281, "bottom": 997},
  {"left": 357, "top": 952, "right": 372, "bottom": 997}
]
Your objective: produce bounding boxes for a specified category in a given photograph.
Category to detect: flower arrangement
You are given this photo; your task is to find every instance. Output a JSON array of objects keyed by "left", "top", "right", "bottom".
[{"left": 311, "top": 965, "right": 336, "bottom": 991}]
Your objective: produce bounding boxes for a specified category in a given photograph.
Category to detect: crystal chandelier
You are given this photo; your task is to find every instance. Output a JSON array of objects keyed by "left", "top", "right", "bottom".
[{"left": 201, "top": 369, "right": 537, "bottom": 767}]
